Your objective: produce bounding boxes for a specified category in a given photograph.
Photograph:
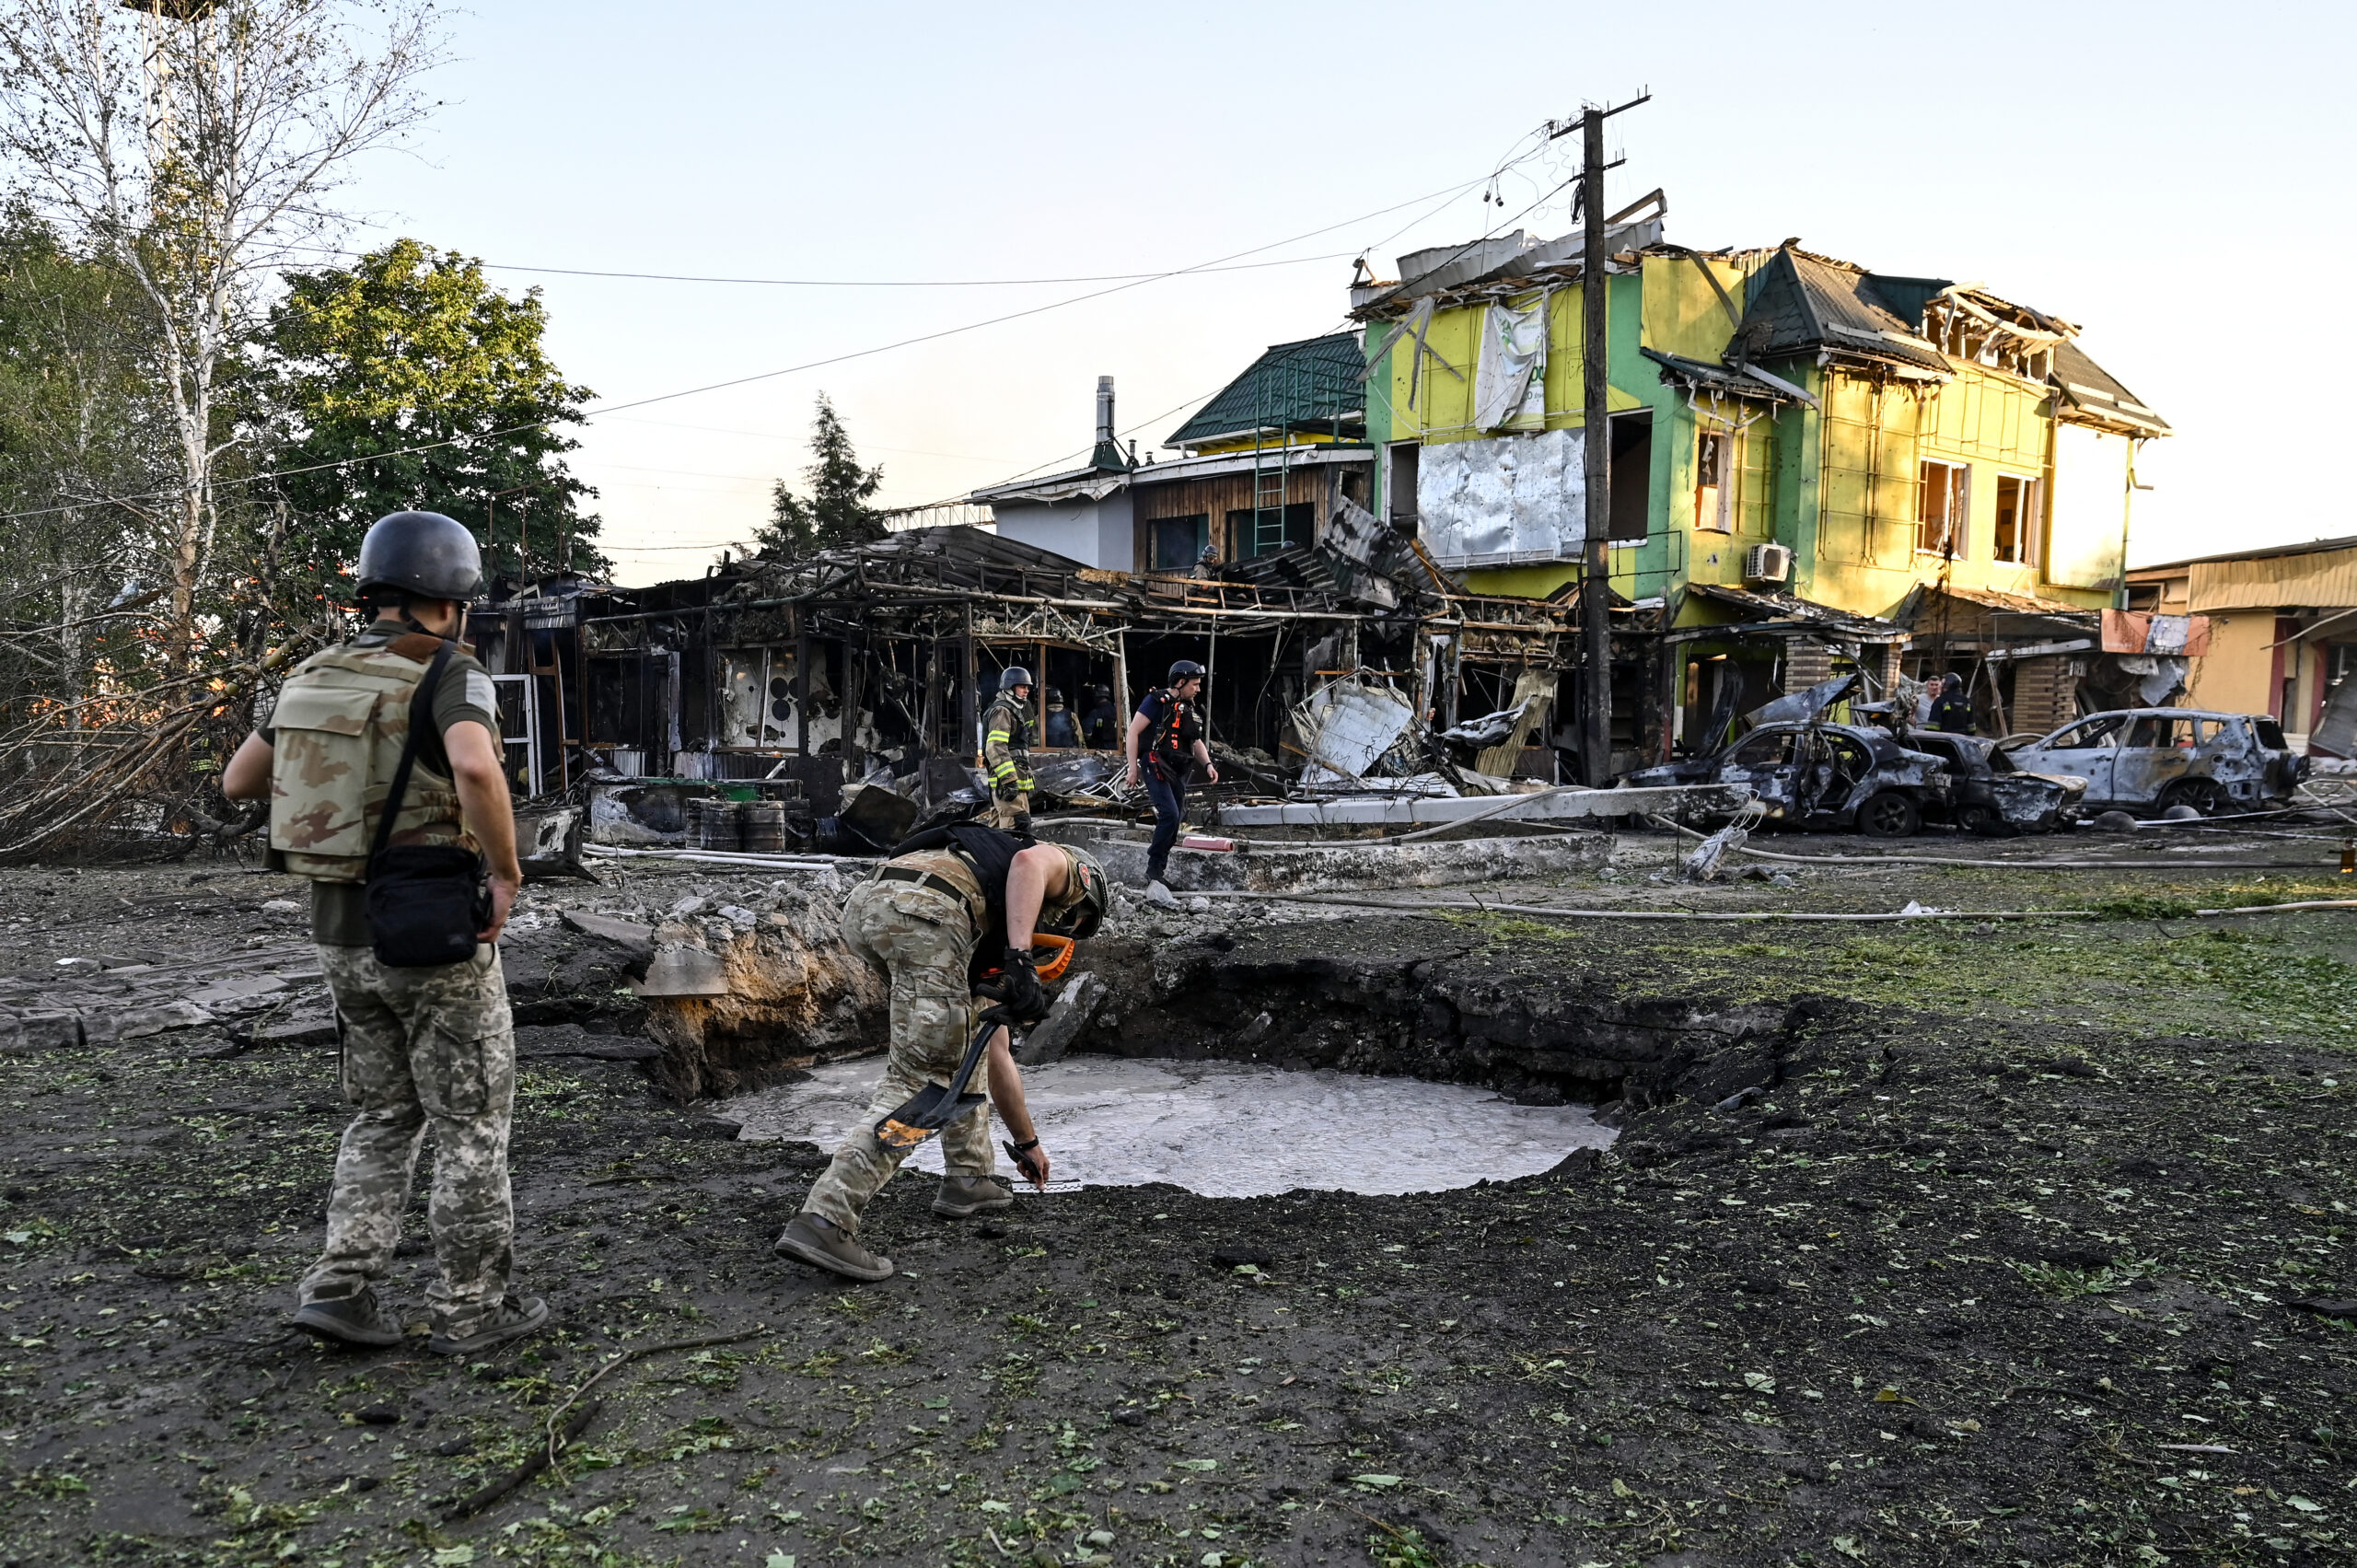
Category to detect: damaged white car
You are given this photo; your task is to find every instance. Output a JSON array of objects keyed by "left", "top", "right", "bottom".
[{"left": 1999, "top": 709, "right": 2308, "bottom": 817}]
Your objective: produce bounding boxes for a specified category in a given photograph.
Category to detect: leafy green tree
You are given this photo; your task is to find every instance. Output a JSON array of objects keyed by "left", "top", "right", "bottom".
[
  {"left": 0, "top": 209, "right": 168, "bottom": 731},
  {"left": 756, "top": 393, "right": 884, "bottom": 558},
  {"left": 251, "top": 238, "right": 604, "bottom": 600}
]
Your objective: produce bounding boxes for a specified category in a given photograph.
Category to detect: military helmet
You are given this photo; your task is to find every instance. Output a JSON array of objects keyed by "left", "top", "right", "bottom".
[
  {"left": 1046, "top": 687, "right": 1066, "bottom": 706},
  {"left": 355, "top": 511, "right": 485, "bottom": 602},
  {"left": 1167, "top": 658, "right": 1206, "bottom": 683},
  {"left": 1000, "top": 666, "right": 1035, "bottom": 691},
  {"left": 1051, "top": 844, "right": 1112, "bottom": 941}
]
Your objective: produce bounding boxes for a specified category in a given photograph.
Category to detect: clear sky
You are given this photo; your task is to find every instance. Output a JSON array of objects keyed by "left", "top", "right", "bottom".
[{"left": 331, "top": 0, "right": 2352, "bottom": 585}]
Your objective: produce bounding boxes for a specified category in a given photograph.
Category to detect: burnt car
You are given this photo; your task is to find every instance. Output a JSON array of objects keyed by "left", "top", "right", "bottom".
[
  {"left": 1901, "top": 731, "right": 2085, "bottom": 834},
  {"left": 1623, "top": 721, "right": 1950, "bottom": 837},
  {"left": 1999, "top": 708, "right": 2308, "bottom": 817}
]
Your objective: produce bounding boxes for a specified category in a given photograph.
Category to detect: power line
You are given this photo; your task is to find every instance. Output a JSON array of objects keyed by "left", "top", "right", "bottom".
[
  {"left": 294, "top": 249, "right": 1362, "bottom": 288},
  {"left": 0, "top": 169, "right": 1508, "bottom": 527}
]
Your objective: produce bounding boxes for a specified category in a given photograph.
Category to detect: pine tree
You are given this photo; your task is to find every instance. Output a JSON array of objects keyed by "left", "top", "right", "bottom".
[{"left": 758, "top": 393, "right": 883, "bottom": 558}]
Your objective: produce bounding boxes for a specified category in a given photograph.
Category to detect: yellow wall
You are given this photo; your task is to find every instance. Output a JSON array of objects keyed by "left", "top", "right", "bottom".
[
  {"left": 2184, "top": 611, "right": 2277, "bottom": 715},
  {"left": 1378, "top": 283, "right": 1645, "bottom": 446},
  {"left": 1804, "top": 365, "right": 2110, "bottom": 619},
  {"left": 1640, "top": 253, "right": 1750, "bottom": 363}
]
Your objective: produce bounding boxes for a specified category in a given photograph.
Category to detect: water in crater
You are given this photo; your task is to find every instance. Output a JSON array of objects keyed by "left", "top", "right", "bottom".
[{"left": 724, "top": 1055, "right": 1616, "bottom": 1198}]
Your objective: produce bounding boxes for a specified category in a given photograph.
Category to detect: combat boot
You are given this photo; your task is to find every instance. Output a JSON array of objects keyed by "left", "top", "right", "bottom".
[
  {"left": 290, "top": 1286, "right": 403, "bottom": 1348},
  {"left": 774, "top": 1213, "right": 893, "bottom": 1282},
  {"left": 933, "top": 1173, "right": 1015, "bottom": 1218},
  {"left": 428, "top": 1295, "right": 550, "bottom": 1357}
]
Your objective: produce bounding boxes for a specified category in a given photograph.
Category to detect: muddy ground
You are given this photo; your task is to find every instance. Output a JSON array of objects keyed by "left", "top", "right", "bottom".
[{"left": 0, "top": 824, "right": 2351, "bottom": 1568}]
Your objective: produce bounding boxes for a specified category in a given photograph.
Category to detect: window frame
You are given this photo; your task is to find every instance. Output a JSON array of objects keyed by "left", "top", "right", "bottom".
[
  {"left": 1694, "top": 429, "right": 1734, "bottom": 534},
  {"left": 1991, "top": 470, "right": 2042, "bottom": 565},
  {"left": 1916, "top": 459, "right": 1970, "bottom": 558}
]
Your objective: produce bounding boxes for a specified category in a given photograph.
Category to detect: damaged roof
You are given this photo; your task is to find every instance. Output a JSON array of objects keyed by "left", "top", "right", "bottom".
[
  {"left": 1678, "top": 583, "right": 1910, "bottom": 644},
  {"left": 1640, "top": 347, "right": 1812, "bottom": 407},
  {"left": 1732, "top": 249, "right": 1952, "bottom": 375},
  {"left": 2049, "top": 340, "right": 2171, "bottom": 434},
  {"left": 1167, "top": 333, "right": 1366, "bottom": 448}
]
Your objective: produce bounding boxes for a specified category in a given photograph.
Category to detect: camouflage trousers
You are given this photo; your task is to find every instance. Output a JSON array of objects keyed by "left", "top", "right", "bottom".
[
  {"left": 300, "top": 941, "right": 517, "bottom": 1334},
  {"left": 801, "top": 879, "right": 998, "bottom": 1237}
]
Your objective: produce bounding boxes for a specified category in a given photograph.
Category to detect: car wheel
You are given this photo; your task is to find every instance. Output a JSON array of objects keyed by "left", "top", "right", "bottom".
[
  {"left": 1858, "top": 791, "right": 1921, "bottom": 839},
  {"left": 2156, "top": 778, "right": 2226, "bottom": 818}
]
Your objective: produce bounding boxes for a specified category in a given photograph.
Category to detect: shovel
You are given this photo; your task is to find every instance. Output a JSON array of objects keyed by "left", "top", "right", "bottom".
[{"left": 873, "top": 1014, "right": 998, "bottom": 1152}]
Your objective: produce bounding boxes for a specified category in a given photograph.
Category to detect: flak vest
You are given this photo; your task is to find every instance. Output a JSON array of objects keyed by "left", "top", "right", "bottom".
[{"left": 265, "top": 635, "right": 477, "bottom": 883}]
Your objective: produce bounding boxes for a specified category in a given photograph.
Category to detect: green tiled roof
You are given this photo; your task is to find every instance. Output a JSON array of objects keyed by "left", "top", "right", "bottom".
[{"left": 1167, "top": 332, "right": 1365, "bottom": 447}]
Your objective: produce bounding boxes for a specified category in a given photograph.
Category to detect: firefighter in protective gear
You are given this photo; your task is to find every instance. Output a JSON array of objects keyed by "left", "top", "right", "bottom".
[
  {"left": 774, "top": 830, "right": 1110, "bottom": 1282},
  {"left": 980, "top": 667, "right": 1037, "bottom": 835},
  {"left": 219, "top": 509, "right": 547, "bottom": 1358}
]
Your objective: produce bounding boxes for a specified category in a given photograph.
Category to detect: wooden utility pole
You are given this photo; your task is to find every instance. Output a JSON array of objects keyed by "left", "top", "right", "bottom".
[
  {"left": 1554, "top": 93, "right": 1648, "bottom": 785},
  {"left": 1577, "top": 107, "right": 1613, "bottom": 785}
]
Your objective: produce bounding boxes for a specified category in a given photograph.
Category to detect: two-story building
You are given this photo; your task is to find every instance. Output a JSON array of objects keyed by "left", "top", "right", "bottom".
[{"left": 1353, "top": 222, "right": 2168, "bottom": 759}]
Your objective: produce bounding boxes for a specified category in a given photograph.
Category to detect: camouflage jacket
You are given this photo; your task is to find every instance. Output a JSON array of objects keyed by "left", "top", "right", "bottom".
[{"left": 267, "top": 633, "right": 481, "bottom": 884}]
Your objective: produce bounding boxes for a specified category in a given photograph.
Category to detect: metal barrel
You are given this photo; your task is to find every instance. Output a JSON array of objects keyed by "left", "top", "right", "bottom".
[
  {"left": 686, "top": 796, "right": 744, "bottom": 852},
  {"left": 741, "top": 801, "right": 788, "bottom": 853}
]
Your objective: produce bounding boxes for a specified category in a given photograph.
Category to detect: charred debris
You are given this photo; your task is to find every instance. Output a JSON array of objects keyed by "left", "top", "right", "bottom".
[{"left": 467, "top": 522, "right": 1620, "bottom": 850}]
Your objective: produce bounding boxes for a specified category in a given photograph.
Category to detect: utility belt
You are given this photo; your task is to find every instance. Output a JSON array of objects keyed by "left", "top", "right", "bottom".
[{"left": 876, "top": 865, "right": 970, "bottom": 903}]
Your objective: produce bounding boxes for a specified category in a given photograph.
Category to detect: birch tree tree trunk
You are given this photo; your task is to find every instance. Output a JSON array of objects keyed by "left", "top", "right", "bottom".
[{"left": 0, "top": 0, "right": 446, "bottom": 677}]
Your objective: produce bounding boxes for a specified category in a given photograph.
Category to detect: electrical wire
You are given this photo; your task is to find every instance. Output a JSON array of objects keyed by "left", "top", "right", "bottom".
[
  {"left": 0, "top": 174, "right": 1503, "bottom": 528},
  {"left": 282, "top": 243, "right": 1361, "bottom": 288}
]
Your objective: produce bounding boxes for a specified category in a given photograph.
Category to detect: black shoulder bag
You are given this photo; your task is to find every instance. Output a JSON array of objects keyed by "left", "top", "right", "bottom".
[{"left": 364, "top": 640, "right": 493, "bottom": 968}]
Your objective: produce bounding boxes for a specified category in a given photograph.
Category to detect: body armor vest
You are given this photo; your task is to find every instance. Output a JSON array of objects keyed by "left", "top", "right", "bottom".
[{"left": 266, "top": 636, "right": 475, "bottom": 883}]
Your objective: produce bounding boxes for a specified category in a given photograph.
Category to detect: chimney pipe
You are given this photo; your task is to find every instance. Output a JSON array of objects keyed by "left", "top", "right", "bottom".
[{"left": 1095, "top": 376, "right": 1115, "bottom": 445}]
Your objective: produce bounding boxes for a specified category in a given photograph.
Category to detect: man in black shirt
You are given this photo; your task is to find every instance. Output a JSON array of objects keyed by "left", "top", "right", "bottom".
[{"left": 1122, "top": 660, "right": 1218, "bottom": 904}]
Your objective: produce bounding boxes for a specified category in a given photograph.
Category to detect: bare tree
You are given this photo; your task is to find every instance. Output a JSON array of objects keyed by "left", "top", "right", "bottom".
[{"left": 0, "top": 0, "right": 446, "bottom": 673}]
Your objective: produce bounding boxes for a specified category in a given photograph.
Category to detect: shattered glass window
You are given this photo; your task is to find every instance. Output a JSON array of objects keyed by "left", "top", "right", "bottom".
[{"left": 2049, "top": 716, "right": 2123, "bottom": 749}]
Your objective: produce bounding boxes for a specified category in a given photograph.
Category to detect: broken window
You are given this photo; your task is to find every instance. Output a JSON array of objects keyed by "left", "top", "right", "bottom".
[
  {"left": 1695, "top": 431, "right": 1732, "bottom": 533},
  {"left": 2049, "top": 715, "right": 2123, "bottom": 749},
  {"left": 1727, "top": 727, "right": 1796, "bottom": 768},
  {"left": 1225, "top": 503, "right": 1315, "bottom": 561},
  {"left": 1386, "top": 442, "right": 1421, "bottom": 525},
  {"left": 1917, "top": 459, "right": 1968, "bottom": 557},
  {"left": 1149, "top": 514, "right": 1210, "bottom": 573},
  {"left": 1992, "top": 473, "right": 2040, "bottom": 564},
  {"left": 1609, "top": 411, "right": 1653, "bottom": 543}
]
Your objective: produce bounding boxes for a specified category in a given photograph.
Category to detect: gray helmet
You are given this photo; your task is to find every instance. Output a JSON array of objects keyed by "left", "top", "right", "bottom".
[
  {"left": 1000, "top": 667, "right": 1034, "bottom": 691},
  {"left": 1168, "top": 658, "right": 1206, "bottom": 683},
  {"left": 355, "top": 511, "right": 485, "bottom": 601}
]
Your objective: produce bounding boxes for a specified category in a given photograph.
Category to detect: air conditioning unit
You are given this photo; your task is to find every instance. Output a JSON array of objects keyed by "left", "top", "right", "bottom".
[{"left": 1744, "top": 542, "right": 1793, "bottom": 584}]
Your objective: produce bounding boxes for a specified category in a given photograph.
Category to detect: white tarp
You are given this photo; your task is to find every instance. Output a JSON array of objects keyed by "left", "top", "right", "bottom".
[
  {"left": 725, "top": 1055, "right": 1614, "bottom": 1198},
  {"left": 1473, "top": 296, "right": 1549, "bottom": 430},
  {"left": 1416, "top": 426, "right": 1586, "bottom": 566}
]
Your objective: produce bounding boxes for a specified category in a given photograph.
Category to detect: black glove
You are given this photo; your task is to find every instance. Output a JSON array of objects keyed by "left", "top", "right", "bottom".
[
  {"left": 999, "top": 947, "right": 1049, "bottom": 1024},
  {"left": 993, "top": 778, "right": 1023, "bottom": 804},
  {"left": 1011, "top": 809, "right": 1034, "bottom": 838}
]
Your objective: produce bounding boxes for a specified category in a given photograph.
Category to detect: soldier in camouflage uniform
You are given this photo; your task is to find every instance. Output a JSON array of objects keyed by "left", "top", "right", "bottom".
[
  {"left": 775, "top": 825, "right": 1109, "bottom": 1282},
  {"left": 221, "top": 511, "right": 546, "bottom": 1356},
  {"left": 980, "top": 668, "right": 1037, "bottom": 834}
]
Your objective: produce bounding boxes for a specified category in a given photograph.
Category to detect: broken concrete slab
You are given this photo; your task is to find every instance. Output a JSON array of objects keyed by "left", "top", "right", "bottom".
[
  {"left": 82, "top": 1001, "right": 215, "bottom": 1043},
  {"left": 561, "top": 909, "right": 656, "bottom": 955},
  {"left": 1078, "top": 830, "right": 1609, "bottom": 893},
  {"left": 255, "top": 1017, "right": 338, "bottom": 1048},
  {"left": 1015, "top": 971, "right": 1107, "bottom": 1066},
  {"left": 0, "top": 1010, "right": 81, "bottom": 1051}
]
